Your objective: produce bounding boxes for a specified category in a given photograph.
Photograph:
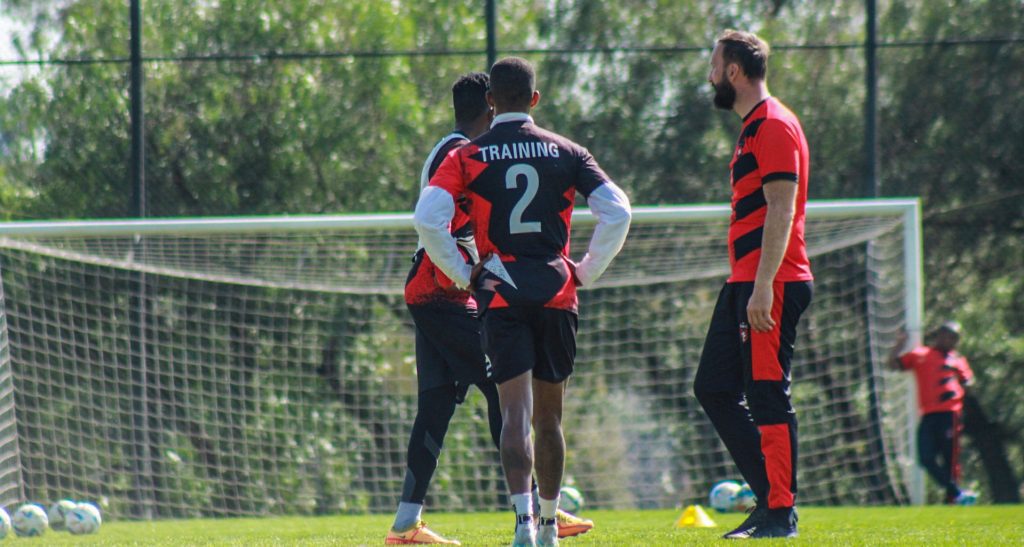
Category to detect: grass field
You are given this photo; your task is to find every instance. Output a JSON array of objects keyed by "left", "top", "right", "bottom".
[{"left": 14, "top": 505, "right": 1024, "bottom": 545}]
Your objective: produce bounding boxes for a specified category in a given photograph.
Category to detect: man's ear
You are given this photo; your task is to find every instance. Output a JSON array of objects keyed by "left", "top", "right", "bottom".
[
  {"left": 529, "top": 90, "right": 541, "bottom": 108},
  {"left": 726, "top": 63, "right": 741, "bottom": 83},
  {"left": 486, "top": 90, "right": 496, "bottom": 108}
]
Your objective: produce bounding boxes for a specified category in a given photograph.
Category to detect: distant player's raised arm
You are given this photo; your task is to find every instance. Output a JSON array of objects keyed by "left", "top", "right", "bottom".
[
  {"left": 887, "top": 331, "right": 911, "bottom": 371},
  {"left": 413, "top": 152, "right": 473, "bottom": 289}
]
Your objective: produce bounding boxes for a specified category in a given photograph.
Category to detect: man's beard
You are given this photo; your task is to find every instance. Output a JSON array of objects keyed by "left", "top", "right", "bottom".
[{"left": 712, "top": 77, "right": 736, "bottom": 110}]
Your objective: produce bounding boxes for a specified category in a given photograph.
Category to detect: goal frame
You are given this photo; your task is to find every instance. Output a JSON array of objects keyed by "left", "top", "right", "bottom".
[{"left": 0, "top": 197, "right": 925, "bottom": 507}]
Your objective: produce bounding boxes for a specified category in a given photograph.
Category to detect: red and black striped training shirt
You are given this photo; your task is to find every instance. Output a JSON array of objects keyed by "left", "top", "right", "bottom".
[{"left": 727, "top": 97, "right": 813, "bottom": 283}]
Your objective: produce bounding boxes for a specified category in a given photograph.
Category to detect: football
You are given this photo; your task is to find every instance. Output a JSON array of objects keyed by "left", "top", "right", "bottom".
[
  {"left": 66, "top": 502, "right": 102, "bottom": 535},
  {"left": 709, "top": 480, "right": 742, "bottom": 513},
  {"left": 12, "top": 503, "right": 48, "bottom": 536},
  {"left": 0, "top": 507, "right": 10, "bottom": 539},
  {"left": 47, "top": 499, "right": 77, "bottom": 532},
  {"left": 559, "top": 486, "right": 584, "bottom": 514},
  {"left": 734, "top": 483, "right": 757, "bottom": 511}
]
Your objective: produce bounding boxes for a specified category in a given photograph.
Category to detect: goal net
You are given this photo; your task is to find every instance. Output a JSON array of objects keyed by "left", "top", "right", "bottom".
[{"left": 0, "top": 200, "right": 922, "bottom": 518}]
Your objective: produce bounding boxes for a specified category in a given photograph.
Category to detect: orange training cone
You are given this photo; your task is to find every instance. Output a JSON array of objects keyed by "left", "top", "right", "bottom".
[{"left": 675, "top": 504, "right": 717, "bottom": 528}]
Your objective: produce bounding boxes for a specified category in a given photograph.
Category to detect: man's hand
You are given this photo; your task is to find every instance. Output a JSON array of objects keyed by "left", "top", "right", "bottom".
[
  {"left": 470, "top": 253, "right": 491, "bottom": 286},
  {"left": 893, "top": 331, "right": 908, "bottom": 349},
  {"left": 888, "top": 331, "right": 909, "bottom": 370},
  {"left": 747, "top": 283, "right": 776, "bottom": 332},
  {"left": 567, "top": 258, "right": 582, "bottom": 287}
]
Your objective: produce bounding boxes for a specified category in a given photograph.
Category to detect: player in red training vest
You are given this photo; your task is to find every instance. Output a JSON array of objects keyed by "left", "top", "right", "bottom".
[
  {"left": 889, "top": 321, "right": 977, "bottom": 505},
  {"left": 414, "top": 57, "right": 631, "bottom": 547},
  {"left": 693, "top": 30, "right": 812, "bottom": 540}
]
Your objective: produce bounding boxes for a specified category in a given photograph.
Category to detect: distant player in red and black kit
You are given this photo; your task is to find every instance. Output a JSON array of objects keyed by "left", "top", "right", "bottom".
[
  {"left": 415, "top": 57, "right": 631, "bottom": 547},
  {"left": 889, "top": 321, "right": 977, "bottom": 505},
  {"left": 693, "top": 30, "right": 813, "bottom": 539}
]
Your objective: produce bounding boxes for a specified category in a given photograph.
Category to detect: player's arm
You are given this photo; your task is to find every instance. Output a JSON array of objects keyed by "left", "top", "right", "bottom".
[
  {"left": 887, "top": 331, "right": 910, "bottom": 371},
  {"left": 570, "top": 149, "right": 631, "bottom": 288},
  {"left": 958, "top": 356, "right": 975, "bottom": 387},
  {"left": 574, "top": 181, "right": 631, "bottom": 287},
  {"left": 413, "top": 153, "right": 472, "bottom": 289},
  {"left": 748, "top": 121, "right": 801, "bottom": 332},
  {"left": 747, "top": 180, "right": 796, "bottom": 331}
]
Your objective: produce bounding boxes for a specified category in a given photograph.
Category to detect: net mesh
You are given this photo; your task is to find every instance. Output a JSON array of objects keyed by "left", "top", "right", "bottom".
[{"left": 0, "top": 204, "right": 915, "bottom": 517}]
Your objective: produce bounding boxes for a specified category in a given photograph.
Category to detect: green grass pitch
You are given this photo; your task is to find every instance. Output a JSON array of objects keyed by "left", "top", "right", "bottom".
[{"left": 17, "top": 505, "right": 1024, "bottom": 545}]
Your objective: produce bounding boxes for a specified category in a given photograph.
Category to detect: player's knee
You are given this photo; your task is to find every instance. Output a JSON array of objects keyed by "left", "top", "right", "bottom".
[
  {"left": 745, "top": 382, "right": 793, "bottom": 419},
  {"left": 693, "top": 383, "right": 727, "bottom": 411},
  {"left": 692, "top": 371, "right": 725, "bottom": 402},
  {"left": 418, "top": 385, "right": 458, "bottom": 420},
  {"left": 532, "top": 413, "right": 562, "bottom": 439},
  {"left": 693, "top": 382, "right": 709, "bottom": 403},
  {"left": 502, "top": 405, "right": 532, "bottom": 437}
]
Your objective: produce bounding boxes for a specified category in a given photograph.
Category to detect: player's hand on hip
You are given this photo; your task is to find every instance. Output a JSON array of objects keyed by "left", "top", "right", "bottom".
[
  {"left": 747, "top": 284, "right": 776, "bottom": 332},
  {"left": 566, "top": 258, "right": 582, "bottom": 287},
  {"left": 470, "top": 254, "right": 491, "bottom": 287}
]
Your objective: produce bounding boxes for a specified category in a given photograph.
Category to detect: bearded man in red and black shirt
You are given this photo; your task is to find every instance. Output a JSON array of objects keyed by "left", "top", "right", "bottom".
[{"left": 693, "top": 30, "right": 813, "bottom": 540}]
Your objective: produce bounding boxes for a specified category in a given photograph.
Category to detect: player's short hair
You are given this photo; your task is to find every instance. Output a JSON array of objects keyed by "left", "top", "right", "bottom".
[
  {"left": 716, "top": 29, "right": 770, "bottom": 80},
  {"left": 452, "top": 72, "right": 490, "bottom": 125},
  {"left": 934, "top": 320, "right": 962, "bottom": 337},
  {"left": 488, "top": 57, "right": 535, "bottom": 110}
]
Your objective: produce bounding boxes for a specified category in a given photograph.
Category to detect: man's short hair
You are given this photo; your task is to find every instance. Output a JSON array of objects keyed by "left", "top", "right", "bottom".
[
  {"left": 934, "top": 320, "right": 963, "bottom": 337},
  {"left": 717, "top": 29, "right": 770, "bottom": 80},
  {"left": 488, "top": 57, "right": 535, "bottom": 110},
  {"left": 452, "top": 72, "right": 490, "bottom": 125}
]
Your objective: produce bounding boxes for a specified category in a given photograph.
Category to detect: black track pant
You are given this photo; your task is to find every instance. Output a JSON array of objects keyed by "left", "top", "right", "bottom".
[
  {"left": 693, "top": 281, "right": 812, "bottom": 509},
  {"left": 401, "top": 381, "right": 503, "bottom": 503},
  {"left": 918, "top": 410, "right": 962, "bottom": 500}
]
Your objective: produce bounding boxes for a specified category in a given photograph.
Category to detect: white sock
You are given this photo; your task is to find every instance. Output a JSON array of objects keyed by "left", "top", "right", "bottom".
[
  {"left": 511, "top": 493, "right": 533, "bottom": 518},
  {"left": 393, "top": 501, "right": 423, "bottom": 531},
  {"left": 539, "top": 495, "right": 559, "bottom": 520}
]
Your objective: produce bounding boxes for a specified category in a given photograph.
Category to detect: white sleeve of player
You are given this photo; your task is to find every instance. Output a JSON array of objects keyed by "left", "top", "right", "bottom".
[
  {"left": 413, "top": 185, "right": 473, "bottom": 289},
  {"left": 575, "top": 181, "right": 631, "bottom": 288}
]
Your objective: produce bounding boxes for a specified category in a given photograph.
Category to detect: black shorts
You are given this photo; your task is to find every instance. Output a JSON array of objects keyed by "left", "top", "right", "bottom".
[
  {"left": 480, "top": 307, "right": 578, "bottom": 384},
  {"left": 408, "top": 305, "right": 491, "bottom": 397}
]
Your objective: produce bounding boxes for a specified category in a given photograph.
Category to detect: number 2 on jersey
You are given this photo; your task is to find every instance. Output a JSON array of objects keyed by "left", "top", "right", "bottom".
[{"left": 505, "top": 163, "right": 542, "bottom": 234}]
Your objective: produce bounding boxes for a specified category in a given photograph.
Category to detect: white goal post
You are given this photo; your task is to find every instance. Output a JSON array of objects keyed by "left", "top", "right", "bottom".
[{"left": 0, "top": 198, "right": 923, "bottom": 518}]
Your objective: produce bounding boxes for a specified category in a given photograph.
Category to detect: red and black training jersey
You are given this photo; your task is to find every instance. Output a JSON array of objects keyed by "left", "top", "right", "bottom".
[
  {"left": 404, "top": 131, "right": 476, "bottom": 311},
  {"left": 900, "top": 346, "right": 975, "bottom": 415},
  {"left": 727, "top": 97, "right": 813, "bottom": 283},
  {"left": 428, "top": 113, "right": 611, "bottom": 313}
]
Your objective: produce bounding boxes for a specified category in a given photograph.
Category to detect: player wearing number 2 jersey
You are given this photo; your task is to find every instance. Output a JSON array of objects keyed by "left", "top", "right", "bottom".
[
  {"left": 415, "top": 57, "right": 631, "bottom": 547},
  {"left": 391, "top": 72, "right": 596, "bottom": 546}
]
